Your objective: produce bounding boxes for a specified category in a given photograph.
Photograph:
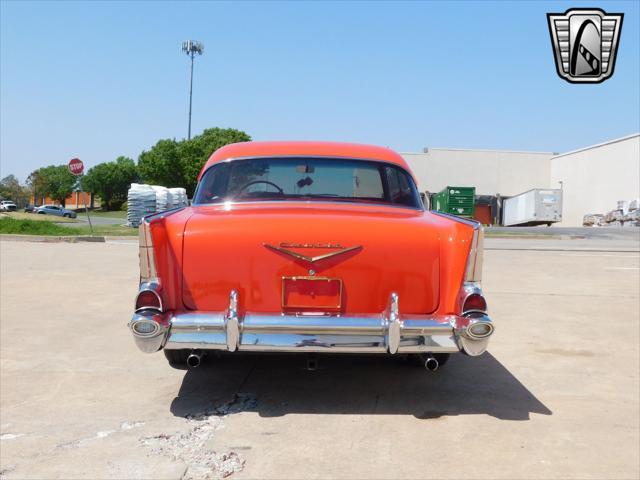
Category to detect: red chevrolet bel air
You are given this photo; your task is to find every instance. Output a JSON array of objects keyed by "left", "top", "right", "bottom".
[{"left": 129, "top": 141, "right": 493, "bottom": 371}]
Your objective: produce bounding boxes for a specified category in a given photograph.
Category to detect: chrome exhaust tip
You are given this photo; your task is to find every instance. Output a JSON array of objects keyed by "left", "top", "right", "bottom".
[
  {"left": 187, "top": 351, "right": 202, "bottom": 368},
  {"left": 424, "top": 355, "right": 439, "bottom": 372}
]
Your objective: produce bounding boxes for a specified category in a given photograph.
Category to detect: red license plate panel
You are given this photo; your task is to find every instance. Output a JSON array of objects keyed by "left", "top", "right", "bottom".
[{"left": 282, "top": 277, "right": 342, "bottom": 311}]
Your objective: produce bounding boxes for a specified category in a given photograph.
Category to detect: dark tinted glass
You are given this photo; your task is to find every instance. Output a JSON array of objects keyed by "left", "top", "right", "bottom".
[{"left": 193, "top": 158, "right": 421, "bottom": 208}]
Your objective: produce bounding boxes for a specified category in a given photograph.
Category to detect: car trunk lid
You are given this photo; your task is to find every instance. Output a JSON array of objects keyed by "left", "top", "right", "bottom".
[{"left": 181, "top": 203, "right": 440, "bottom": 314}]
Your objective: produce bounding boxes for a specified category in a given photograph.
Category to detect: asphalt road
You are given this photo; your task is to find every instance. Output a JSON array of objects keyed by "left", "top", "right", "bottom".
[
  {"left": 67, "top": 215, "right": 126, "bottom": 227},
  {"left": 1, "top": 237, "right": 638, "bottom": 479},
  {"left": 488, "top": 226, "right": 640, "bottom": 240}
]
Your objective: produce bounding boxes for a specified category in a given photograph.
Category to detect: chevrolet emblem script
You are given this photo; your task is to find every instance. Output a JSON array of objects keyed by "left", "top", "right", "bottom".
[
  {"left": 547, "top": 8, "right": 623, "bottom": 84},
  {"left": 264, "top": 242, "right": 361, "bottom": 263}
]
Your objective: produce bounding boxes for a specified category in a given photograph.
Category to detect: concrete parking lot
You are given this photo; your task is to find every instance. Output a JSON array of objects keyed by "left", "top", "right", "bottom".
[{"left": 1, "top": 235, "right": 639, "bottom": 479}]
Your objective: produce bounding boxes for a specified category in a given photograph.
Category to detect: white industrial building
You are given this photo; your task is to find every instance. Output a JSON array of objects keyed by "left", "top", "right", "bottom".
[{"left": 402, "top": 133, "right": 640, "bottom": 227}]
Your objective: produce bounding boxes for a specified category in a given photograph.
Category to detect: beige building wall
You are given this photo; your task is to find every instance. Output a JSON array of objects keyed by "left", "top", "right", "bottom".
[
  {"left": 401, "top": 149, "right": 553, "bottom": 197},
  {"left": 550, "top": 134, "right": 640, "bottom": 227}
]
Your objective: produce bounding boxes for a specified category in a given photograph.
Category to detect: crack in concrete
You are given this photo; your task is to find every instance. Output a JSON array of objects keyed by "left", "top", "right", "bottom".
[
  {"left": 57, "top": 421, "right": 145, "bottom": 449},
  {"left": 140, "top": 394, "right": 256, "bottom": 479}
]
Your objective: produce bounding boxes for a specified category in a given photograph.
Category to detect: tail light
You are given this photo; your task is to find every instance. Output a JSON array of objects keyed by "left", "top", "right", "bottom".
[
  {"left": 135, "top": 289, "right": 162, "bottom": 311},
  {"left": 463, "top": 293, "right": 487, "bottom": 313}
]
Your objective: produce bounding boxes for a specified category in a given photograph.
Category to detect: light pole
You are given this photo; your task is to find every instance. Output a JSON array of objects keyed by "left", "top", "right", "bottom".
[{"left": 182, "top": 40, "right": 204, "bottom": 140}]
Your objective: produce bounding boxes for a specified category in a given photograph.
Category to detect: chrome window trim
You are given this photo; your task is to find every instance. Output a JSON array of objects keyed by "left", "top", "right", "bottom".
[
  {"left": 191, "top": 199, "right": 425, "bottom": 212},
  {"left": 193, "top": 156, "right": 425, "bottom": 212}
]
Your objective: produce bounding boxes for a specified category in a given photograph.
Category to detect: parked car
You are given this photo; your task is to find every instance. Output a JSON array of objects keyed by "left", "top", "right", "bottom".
[
  {"left": 128, "top": 141, "right": 493, "bottom": 370},
  {"left": 35, "top": 205, "right": 77, "bottom": 218},
  {"left": 24, "top": 204, "right": 37, "bottom": 213},
  {"left": 0, "top": 200, "right": 18, "bottom": 212}
]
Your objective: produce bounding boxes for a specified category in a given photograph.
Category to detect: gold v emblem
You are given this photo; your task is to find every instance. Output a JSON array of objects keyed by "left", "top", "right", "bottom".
[{"left": 264, "top": 243, "right": 361, "bottom": 263}]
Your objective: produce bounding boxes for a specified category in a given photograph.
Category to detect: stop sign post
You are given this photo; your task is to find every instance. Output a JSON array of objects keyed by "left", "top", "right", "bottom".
[{"left": 68, "top": 158, "right": 93, "bottom": 235}]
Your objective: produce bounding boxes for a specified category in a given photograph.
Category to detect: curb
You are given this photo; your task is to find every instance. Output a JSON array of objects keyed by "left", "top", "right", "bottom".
[{"left": 0, "top": 234, "right": 106, "bottom": 243}]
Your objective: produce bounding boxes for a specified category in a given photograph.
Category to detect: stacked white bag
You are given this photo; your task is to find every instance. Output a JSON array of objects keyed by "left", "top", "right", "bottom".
[
  {"left": 127, "top": 184, "right": 190, "bottom": 227},
  {"left": 127, "top": 184, "right": 157, "bottom": 227},
  {"left": 168, "top": 188, "right": 188, "bottom": 209},
  {"left": 152, "top": 186, "right": 170, "bottom": 213}
]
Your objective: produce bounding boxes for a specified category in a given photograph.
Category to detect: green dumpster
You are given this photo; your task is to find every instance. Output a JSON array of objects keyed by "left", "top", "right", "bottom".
[{"left": 432, "top": 186, "right": 476, "bottom": 217}]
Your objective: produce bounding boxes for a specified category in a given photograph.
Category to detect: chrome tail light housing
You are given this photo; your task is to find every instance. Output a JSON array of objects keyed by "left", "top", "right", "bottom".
[
  {"left": 135, "top": 283, "right": 163, "bottom": 312},
  {"left": 464, "top": 223, "right": 484, "bottom": 282},
  {"left": 139, "top": 219, "right": 158, "bottom": 284}
]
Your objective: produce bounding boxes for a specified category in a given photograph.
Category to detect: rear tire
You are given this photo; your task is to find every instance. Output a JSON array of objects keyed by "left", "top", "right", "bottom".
[{"left": 164, "top": 349, "right": 190, "bottom": 368}]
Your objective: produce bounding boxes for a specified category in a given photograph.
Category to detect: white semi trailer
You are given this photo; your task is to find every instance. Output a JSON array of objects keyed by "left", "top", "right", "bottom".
[{"left": 502, "top": 189, "right": 563, "bottom": 226}]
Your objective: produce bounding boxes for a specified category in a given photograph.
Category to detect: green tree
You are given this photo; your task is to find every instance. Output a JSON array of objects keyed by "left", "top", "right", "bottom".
[
  {"left": 180, "top": 128, "right": 251, "bottom": 194},
  {"left": 26, "top": 170, "right": 48, "bottom": 205},
  {"left": 37, "top": 165, "right": 77, "bottom": 206},
  {"left": 81, "top": 156, "right": 139, "bottom": 210},
  {"left": 137, "top": 139, "right": 184, "bottom": 191},
  {"left": 0, "top": 175, "right": 30, "bottom": 206},
  {"left": 138, "top": 127, "right": 251, "bottom": 196}
]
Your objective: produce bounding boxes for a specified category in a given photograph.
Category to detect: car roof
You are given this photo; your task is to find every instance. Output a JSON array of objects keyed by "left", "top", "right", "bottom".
[{"left": 199, "top": 141, "right": 411, "bottom": 180}]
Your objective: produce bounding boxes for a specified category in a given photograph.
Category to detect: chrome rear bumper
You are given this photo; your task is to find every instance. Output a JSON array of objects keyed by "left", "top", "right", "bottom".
[{"left": 129, "top": 291, "right": 494, "bottom": 356}]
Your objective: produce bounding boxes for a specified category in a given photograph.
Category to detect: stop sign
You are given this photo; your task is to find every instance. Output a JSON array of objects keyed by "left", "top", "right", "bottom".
[{"left": 68, "top": 158, "right": 84, "bottom": 176}]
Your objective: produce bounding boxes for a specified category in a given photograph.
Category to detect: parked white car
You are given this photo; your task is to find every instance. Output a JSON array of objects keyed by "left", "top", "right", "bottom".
[{"left": 0, "top": 200, "right": 18, "bottom": 212}]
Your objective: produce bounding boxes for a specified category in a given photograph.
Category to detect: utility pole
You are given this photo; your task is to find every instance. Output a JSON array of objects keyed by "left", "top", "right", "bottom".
[{"left": 182, "top": 40, "right": 204, "bottom": 140}]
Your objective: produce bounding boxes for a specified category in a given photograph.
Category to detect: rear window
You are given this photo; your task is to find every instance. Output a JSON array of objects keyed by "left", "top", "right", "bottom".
[{"left": 193, "top": 157, "right": 422, "bottom": 208}]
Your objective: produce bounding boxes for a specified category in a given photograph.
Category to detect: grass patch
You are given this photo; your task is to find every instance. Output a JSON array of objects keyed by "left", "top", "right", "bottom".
[
  {"left": 2, "top": 212, "right": 77, "bottom": 223},
  {"left": 0, "top": 217, "right": 138, "bottom": 237},
  {"left": 0, "top": 217, "right": 81, "bottom": 235}
]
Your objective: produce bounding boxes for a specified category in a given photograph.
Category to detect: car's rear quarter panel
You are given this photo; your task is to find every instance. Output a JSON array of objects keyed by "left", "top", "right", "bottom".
[{"left": 149, "top": 208, "right": 192, "bottom": 311}]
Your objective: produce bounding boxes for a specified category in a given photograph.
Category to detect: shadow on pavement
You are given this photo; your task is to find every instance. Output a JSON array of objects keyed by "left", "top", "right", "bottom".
[{"left": 170, "top": 352, "right": 551, "bottom": 421}]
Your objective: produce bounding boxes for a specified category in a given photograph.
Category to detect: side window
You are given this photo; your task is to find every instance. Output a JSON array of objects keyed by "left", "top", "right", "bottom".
[
  {"left": 384, "top": 166, "right": 418, "bottom": 207},
  {"left": 385, "top": 167, "right": 400, "bottom": 201},
  {"left": 397, "top": 170, "right": 413, "bottom": 203},
  {"left": 194, "top": 163, "right": 230, "bottom": 204}
]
